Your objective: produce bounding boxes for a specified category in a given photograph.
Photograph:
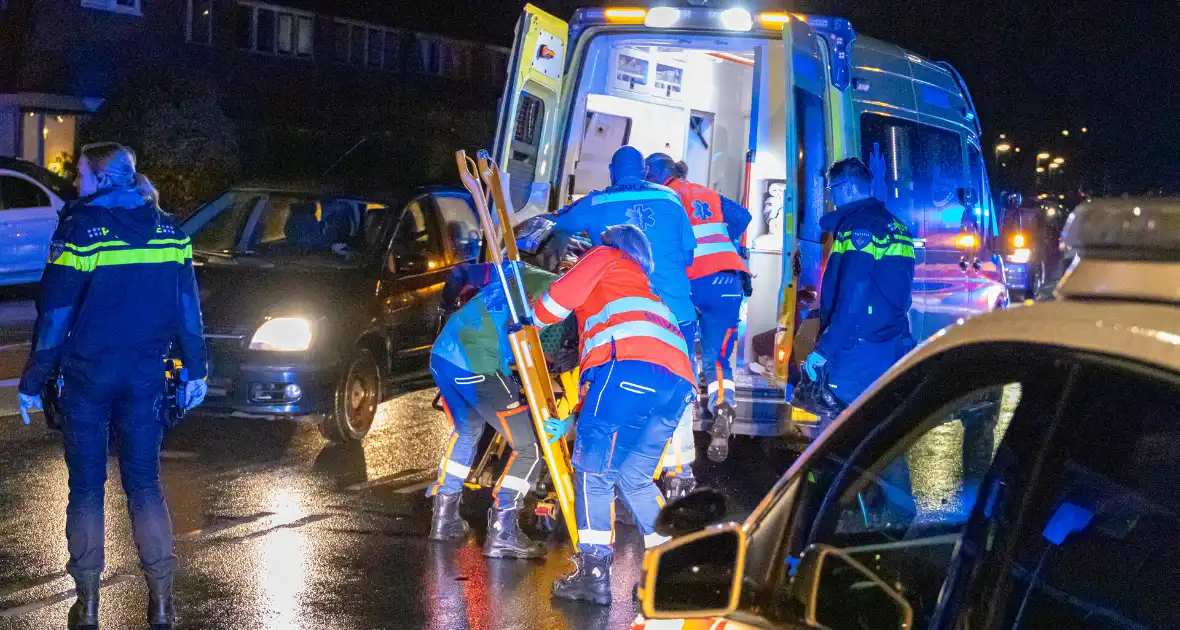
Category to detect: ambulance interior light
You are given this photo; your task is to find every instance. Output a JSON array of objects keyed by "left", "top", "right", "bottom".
[{"left": 1062, "top": 201, "right": 1180, "bottom": 261}]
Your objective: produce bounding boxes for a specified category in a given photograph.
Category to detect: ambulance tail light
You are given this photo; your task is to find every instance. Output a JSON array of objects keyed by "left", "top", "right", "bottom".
[
  {"left": 956, "top": 233, "right": 978, "bottom": 249},
  {"left": 644, "top": 7, "right": 679, "bottom": 28},
  {"left": 718, "top": 7, "right": 753, "bottom": 31},
  {"left": 1012, "top": 233, "right": 1027, "bottom": 248},
  {"left": 758, "top": 12, "right": 791, "bottom": 28},
  {"left": 603, "top": 7, "right": 646, "bottom": 23}
]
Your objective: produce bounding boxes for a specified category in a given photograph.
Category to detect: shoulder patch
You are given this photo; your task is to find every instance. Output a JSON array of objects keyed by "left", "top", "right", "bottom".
[
  {"left": 851, "top": 229, "right": 874, "bottom": 251},
  {"left": 48, "top": 239, "right": 66, "bottom": 262}
]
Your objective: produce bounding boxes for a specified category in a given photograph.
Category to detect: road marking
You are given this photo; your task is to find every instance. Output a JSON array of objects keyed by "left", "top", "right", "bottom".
[
  {"left": 160, "top": 450, "right": 198, "bottom": 460},
  {"left": 0, "top": 342, "right": 30, "bottom": 352},
  {"left": 0, "top": 572, "right": 67, "bottom": 600},
  {"left": 233, "top": 514, "right": 333, "bottom": 542},
  {"left": 0, "top": 379, "right": 19, "bottom": 388},
  {"left": 343, "top": 467, "right": 428, "bottom": 492},
  {"left": 176, "top": 511, "right": 275, "bottom": 541},
  {"left": 0, "top": 574, "right": 135, "bottom": 619}
]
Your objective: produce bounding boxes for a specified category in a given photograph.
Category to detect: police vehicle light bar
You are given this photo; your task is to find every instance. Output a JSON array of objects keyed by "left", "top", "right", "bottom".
[{"left": 1062, "top": 200, "right": 1180, "bottom": 261}]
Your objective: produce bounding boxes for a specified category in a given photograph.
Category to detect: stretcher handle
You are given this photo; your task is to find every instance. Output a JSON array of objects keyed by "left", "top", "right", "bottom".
[{"left": 476, "top": 150, "right": 538, "bottom": 325}]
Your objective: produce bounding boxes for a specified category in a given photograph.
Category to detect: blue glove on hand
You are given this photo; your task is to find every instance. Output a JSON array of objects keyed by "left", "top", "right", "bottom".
[
  {"left": 18, "top": 393, "right": 42, "bottom": 426},
  {"left": 543, "top": 415, "right": 570, "bottom": 444},
  {"left": 803, "top": 351, "right": 828, "bottom": 381},
  {"left": 184, "top": 380, "right": 208, "bottom": 411}
]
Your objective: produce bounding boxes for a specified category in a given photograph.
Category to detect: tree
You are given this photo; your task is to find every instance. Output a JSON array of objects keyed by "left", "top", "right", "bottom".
[{"left": 80, "top": 71, "right": 239, "bottom": 217}]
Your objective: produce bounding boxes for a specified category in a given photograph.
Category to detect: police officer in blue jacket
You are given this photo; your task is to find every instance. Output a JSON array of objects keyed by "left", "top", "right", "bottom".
[
  {"left": 804, "top": 158, "right": 915, "bottom": 417},
  {"left": 17, "top": 143, "right": 206, "bottom": 630},
  {"left": 550, "top": 146, "right": 699, "bottom": 491}
]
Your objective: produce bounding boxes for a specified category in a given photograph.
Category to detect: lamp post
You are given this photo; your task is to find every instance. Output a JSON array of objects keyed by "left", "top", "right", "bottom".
[{"left": 994, "top": 142, "right": 1011, "bottom": 171}]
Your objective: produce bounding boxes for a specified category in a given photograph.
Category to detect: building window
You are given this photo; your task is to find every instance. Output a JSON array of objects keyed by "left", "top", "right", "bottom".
[
  {"left": 186, "top": 0, "right": 213, "bottom": 45},
  {"left": 81, "top": 0, "right": 141, "bottom": 15},
  {"left": 20, "top": 112, "right": 78, "bottom": 175},
  {"left": 234, "top": 2, "right": 313, "bottom": 58},
  {"left": 334, "top": 20, "right": 403, "bottom": 71}
]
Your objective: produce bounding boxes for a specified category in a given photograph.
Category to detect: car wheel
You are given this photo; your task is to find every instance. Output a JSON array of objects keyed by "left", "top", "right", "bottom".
[{"left": 320, "top": 348, "right": 381, "bottom": 442}]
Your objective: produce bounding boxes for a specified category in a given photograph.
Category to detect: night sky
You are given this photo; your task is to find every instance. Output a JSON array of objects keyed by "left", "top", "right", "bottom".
[{"left": 411, "top": 0, "right": 1178, "bottom": 195}]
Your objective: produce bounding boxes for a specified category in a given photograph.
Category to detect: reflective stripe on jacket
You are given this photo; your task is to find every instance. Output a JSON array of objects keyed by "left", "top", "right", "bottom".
[
  {"left": 533, "top": 247, "right": 695, "bottom": 385},
  {"left": 665, "top": 178, "right": 749, "bottom": 280}
]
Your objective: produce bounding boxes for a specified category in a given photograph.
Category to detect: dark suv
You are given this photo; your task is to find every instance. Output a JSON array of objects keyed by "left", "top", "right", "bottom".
[{"left": 183, "top": 185, "right": 483, "bottom": 441}]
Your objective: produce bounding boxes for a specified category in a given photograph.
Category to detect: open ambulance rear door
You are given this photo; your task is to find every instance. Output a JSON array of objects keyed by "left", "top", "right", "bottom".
[{"left": 492, "top": 5, "right": 569, "bottom": 222}]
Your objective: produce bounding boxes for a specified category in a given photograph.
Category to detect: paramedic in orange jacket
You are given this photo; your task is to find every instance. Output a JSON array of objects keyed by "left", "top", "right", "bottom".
[
  {"left": 646, "top": 153, "right": 752, "bottom": 463},
  {"left": 534, "top": 225, "right": 696, "bottom": 606}
]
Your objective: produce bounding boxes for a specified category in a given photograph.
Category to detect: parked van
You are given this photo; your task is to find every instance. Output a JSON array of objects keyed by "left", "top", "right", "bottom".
[{"left": 491, "top": 4, "right": 1007, "bottom": 436}]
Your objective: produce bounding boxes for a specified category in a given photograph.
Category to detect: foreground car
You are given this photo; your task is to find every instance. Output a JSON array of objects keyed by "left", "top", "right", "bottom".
[
  {"left": 184, "top": 185, "right": 483, "bottom": 441},
  {"left": 637, "top": 199, "right": 1180, "bottom": 629}
]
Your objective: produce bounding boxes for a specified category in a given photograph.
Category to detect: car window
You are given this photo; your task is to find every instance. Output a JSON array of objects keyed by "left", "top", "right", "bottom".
[
  {"left": 0, "top": 175, "right": 51, "bottom": 210},
  {"left": 386, "top": 200, "right": 443, "bottom": 271},
  {"left": 861, "top": 114, "right": 965, "bottom": 242},
  {"left": 756, "top": 344, "right": 1069, "bottom": 629},
  {"left": 435, "top": 194, "right": 481, "bottom": 264},
  {"left": 984, "top": 362, "right": 1180, "bottom": 630},
  {"left": 188, "top": 191, "right": 265, "bottom": 252}
]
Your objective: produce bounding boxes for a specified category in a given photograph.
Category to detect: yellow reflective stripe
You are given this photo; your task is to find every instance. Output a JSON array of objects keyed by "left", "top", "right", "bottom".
[
  {"left": 64, "top": 240, "right": 129, "bottom": 253},
  {"left": 51, "top": 251, "right": 97, "bottom": 272},
  {"left": 50, "top": 245, "right": 192, "bottom": 270},
  {"left": 831, "top": 239, "right": 915, "bottom": 260},
  {"left": 147, "top": 237, "right": 191, "bottom": 246}
]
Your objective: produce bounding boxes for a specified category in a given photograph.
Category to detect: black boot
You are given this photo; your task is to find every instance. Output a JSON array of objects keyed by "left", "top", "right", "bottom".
[
  {"left": 428, "top": 492, "right": 470, "bottom": 541},
  {"left": 551, "top": 553, "right": 612, "bottom": 605},
  {"left": 707, "top": 402, "right": 736, "bottom": 463},
  {"left": 67, "top": 572, "right": 100, "bottom": 629},
  {"left": 483, "top": 507, "right": 546, "bottom": 559},
  {"left": 146, "top": 577, "right": 174, "bottom": 629},
  {"left": 663, "top": 471, "right": 697, "bottom": 501}
]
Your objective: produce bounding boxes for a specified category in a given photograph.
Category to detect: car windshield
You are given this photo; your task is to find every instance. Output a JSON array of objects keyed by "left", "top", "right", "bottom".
[{"left": 185, "top": 190, "right": 392, "bottom": 266}]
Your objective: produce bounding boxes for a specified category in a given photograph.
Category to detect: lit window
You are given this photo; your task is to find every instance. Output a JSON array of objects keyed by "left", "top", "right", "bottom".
[
  {"left": 186, "top": 0, "right": 213, "bottom": 45},
  {"left": 235, "top": 2, "right": 313, "bottom": 58},
  {"left": 81, "top": 0, "right": 141, "bottom": 15},
  {"left": 20, "top": 112, "right": 78, "bottom": 172}
]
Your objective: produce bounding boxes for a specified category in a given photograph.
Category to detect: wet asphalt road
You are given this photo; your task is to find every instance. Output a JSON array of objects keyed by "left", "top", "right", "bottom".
[{"left": 0, "top": 328, "right": 799, "bottom": 630}]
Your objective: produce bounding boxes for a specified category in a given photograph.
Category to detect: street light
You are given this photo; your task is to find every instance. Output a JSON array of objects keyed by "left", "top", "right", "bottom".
[
  {"left": 1014, "top": 147, "right": 1022, "bottom": 153},
  {"left": 1049, "top": 162, "right": 1060, "bottom": 169},
  {"left": 996, "top": 143, "right": 1011, "bottom": 152},
  {"left": 1036, "top": 167, "right": 1045, "bottom": 173},
  {"left": 1062, "top": 129, "right": 1070, "bottom": 136},
  {"left": 1081, "top": 127, "right": 1088, "bottom": 133},
  {"left": 1053, "top": 157, "right": 1065, "bottom": 164},
  {"left": 1037, "top": 152, "right": 1051, "bottom": 160}
]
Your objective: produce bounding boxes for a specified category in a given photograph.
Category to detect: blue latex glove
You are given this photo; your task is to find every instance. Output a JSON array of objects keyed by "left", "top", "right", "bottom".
[
  {"left": 803, "top": 351, "right": 828, "bottom": 381},
  {"left": 184, "top": 380, "right": 208, "bottom": 411},
  {"left": 543, "top": 415, "right": 570, "bottom": 444},
  {"left": 18, "top": 393, "right": 42, "bottom": 426}
]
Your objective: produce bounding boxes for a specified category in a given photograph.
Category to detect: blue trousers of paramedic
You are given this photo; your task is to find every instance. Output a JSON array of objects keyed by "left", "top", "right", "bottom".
[
  {"left": 572, "top": 360, "right": 695, "bottom": 558},
  {"left": 690, "top": 271, "right": 744, "bottom": 412},
  {"left": 827, "top": 335, "right": 915, "bottom": 406},
  {"left": 59, "top": 352, "right": 174, "bottom": 584},
  {"left": 660, "top": 321, "right": 699, "bottom": 475},
  {"left": 427, "top": 355, "right": 542, "bottom": 510}
]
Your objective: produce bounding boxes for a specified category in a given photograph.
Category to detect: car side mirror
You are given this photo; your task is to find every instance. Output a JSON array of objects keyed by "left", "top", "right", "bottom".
[
  {"left": 654, "top": 487, "right": 730, "bottom": 537},
  {"left": 790, "top": 543, "right": 913, "bottom": 630},
  {"left": 639, "top": 523, "right": 746, "bottom": 620}
]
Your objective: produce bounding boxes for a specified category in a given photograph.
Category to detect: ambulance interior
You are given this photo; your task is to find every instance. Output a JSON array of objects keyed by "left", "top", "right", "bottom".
[{"left": 555, "top": 33, "right": 808, "bottom": 384}]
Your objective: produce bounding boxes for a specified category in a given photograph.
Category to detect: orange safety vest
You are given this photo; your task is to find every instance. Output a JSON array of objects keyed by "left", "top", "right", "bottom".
[{"left": 665, "top": 178, "right": 750, "bottom": 280}]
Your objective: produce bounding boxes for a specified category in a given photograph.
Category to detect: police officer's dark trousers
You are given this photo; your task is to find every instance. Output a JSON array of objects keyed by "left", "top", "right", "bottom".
[{"left": 60, "top": 351, "right": 174, "bottom": 587}]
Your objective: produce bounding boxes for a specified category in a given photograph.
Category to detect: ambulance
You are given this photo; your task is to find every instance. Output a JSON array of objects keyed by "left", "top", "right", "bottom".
[{"left": 491, "top": 3, "right": 1007, "bottom": 437}]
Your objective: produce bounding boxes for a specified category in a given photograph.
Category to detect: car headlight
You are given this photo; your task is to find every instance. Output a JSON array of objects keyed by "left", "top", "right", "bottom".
[
  {"left": 250, "top": 317, "right": 313, "bottom": 352},
  {"left": 1007, "top": 248, "right": 1032, "bottom": 264}
]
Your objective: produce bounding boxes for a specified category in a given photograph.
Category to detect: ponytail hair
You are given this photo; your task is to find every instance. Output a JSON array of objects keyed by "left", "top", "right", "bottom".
[
  {"left": 601, "top": 224, "right": 654, "bottom": 275},
  {"left": 81, "top": 141, "right": 156, "bottom": 205}
]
